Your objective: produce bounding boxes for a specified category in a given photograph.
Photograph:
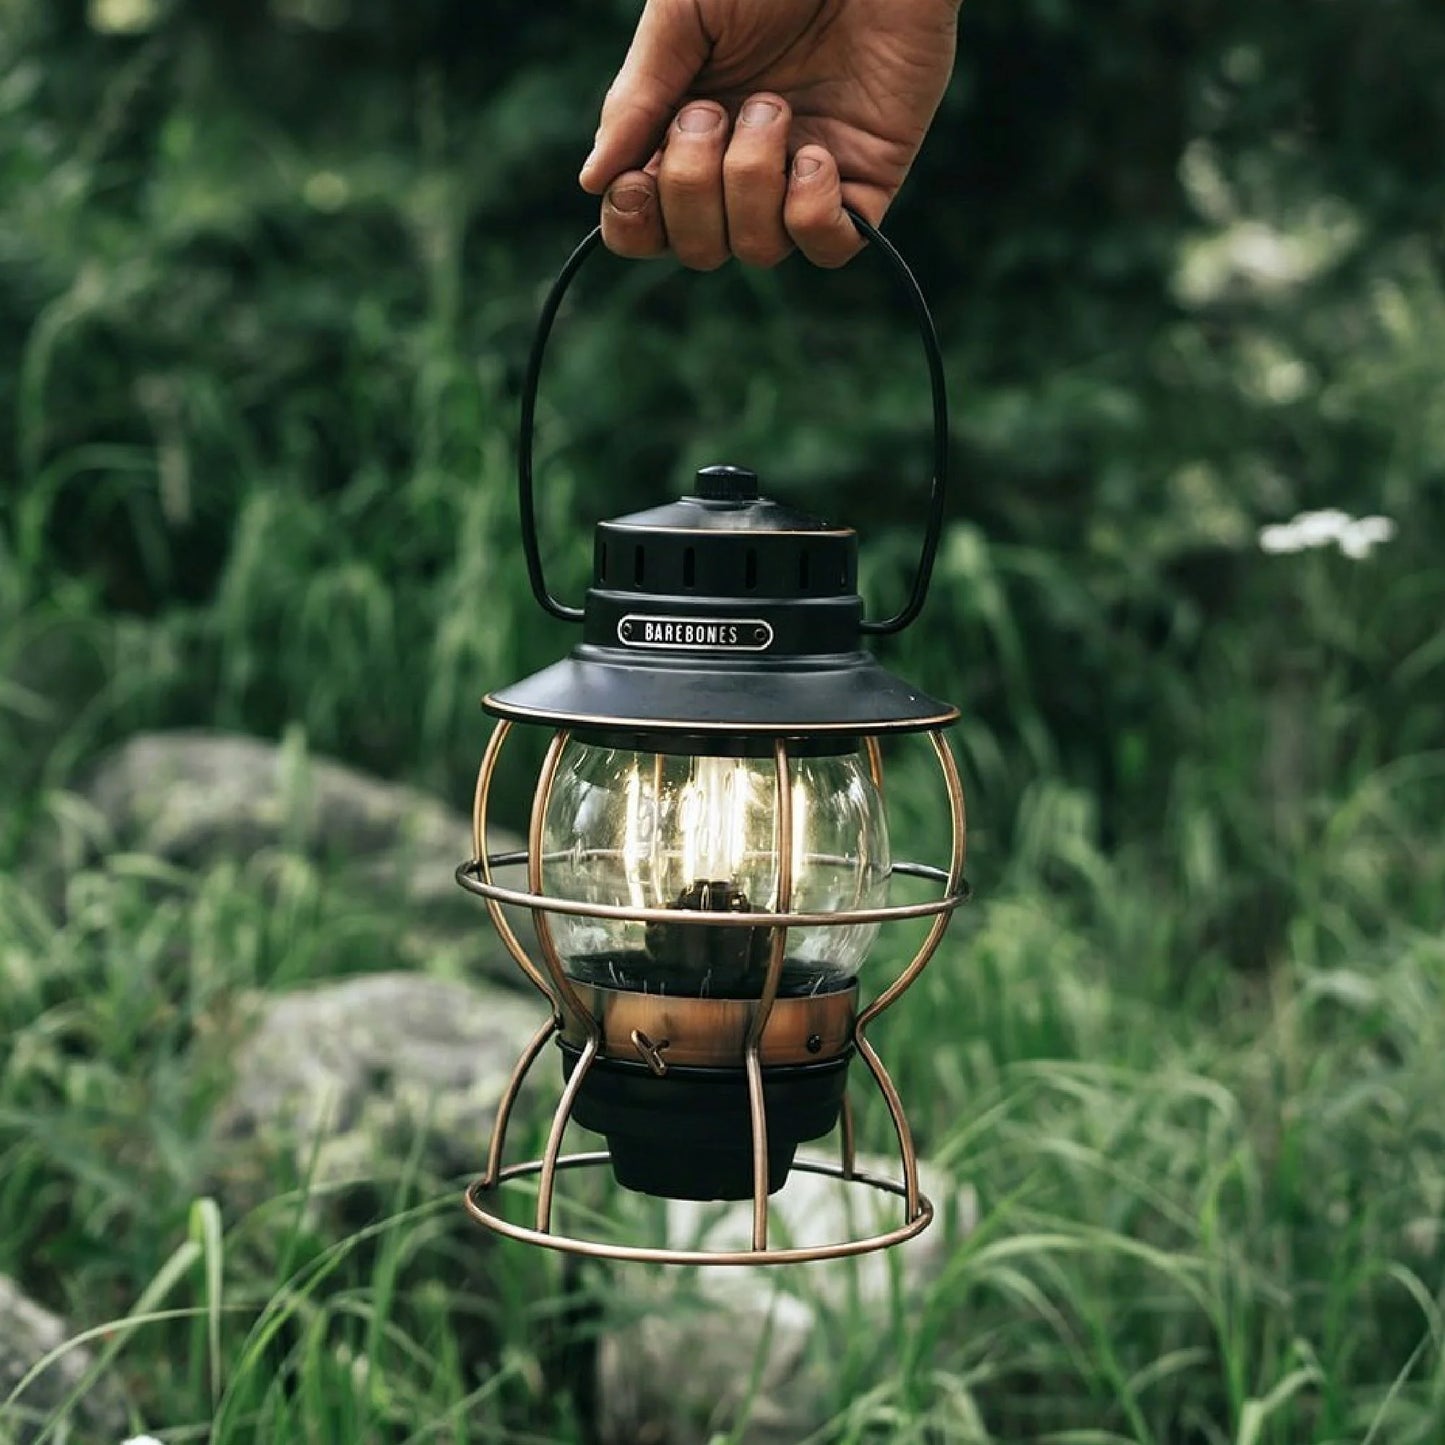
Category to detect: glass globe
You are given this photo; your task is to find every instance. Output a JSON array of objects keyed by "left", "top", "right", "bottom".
[{"left": 541, "top": 741, "right": 891, "bottom": 998}]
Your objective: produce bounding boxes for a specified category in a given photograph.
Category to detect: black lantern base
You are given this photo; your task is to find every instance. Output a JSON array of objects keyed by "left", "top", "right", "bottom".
[{"left": 559, "top": 1041, "right": 851, "bottom": 1201}]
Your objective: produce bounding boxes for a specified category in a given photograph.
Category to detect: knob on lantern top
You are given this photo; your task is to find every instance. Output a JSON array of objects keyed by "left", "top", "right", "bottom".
[{"left": 693, "top": 464, "right": 760, "bottom": 504}]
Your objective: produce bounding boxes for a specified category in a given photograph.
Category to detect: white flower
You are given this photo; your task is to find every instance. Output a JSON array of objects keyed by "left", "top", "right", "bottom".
[
  {"left": 1257, "top": 509, "right": 1396, "bottom": 560},
  {"left": 1258, "top": 523, "right": 1306, "bottom": 554},
  {"left": 1338, "top": 515, "right": 1396, "bottom": 559},
  {"left": 1291, "top": 509, "right": 1351, "bottom": 546}
]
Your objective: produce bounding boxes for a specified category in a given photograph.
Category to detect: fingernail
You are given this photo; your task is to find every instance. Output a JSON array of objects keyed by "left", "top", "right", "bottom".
[
  {"left": 740, "top": 99, "right": 781, "bottom": 127},
  {"left": 676, "top": 105, "right": 721, "bottom": 134},
  {"left": 792, "top": 154, "right": 823, "bottom": 179},
  {"left": 607, "top": 185, "right": 651, "bottom": 214}
]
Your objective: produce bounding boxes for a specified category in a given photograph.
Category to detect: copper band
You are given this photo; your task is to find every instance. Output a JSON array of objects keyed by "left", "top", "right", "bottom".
[{"left": 560, "top": 982, "right": 857, "bottom": 1068}]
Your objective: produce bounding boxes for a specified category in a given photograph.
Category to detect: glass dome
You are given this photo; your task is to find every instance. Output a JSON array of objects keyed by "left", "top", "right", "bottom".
[{"left": 541, "top": 741, "right": 891, "bottom": 998}]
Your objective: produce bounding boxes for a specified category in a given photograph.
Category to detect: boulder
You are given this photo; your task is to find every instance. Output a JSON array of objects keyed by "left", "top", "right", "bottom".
[
  {"left": 597, "top": 1156, "right": 977, "bottom": 1445},
  {"left": 0, "top": 1275, "right": 129, "bottom": 1444},
  {"left": 214, "top": 971, "right": 548, "bottom": 1199},
  {"left": 81, "top": 730, "right": 526, "bottom": 981}
]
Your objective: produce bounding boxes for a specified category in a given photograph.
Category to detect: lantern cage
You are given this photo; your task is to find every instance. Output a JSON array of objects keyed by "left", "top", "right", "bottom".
[
  {"left": 456, "top": 211, "right": 970, "bottom": 1264},
  {"left": 457, "top": 718, "right": 968, "bottom": 1264}
]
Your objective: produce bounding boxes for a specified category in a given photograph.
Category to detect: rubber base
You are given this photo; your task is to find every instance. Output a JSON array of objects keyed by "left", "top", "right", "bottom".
[{"left": 559, "top": 1041, "right": 851, "bottom": 1201}]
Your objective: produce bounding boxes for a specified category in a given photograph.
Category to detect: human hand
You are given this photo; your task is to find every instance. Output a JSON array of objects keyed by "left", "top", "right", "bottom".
[{"left": 579, "top": 0, "right": 961, "bottom": 269}]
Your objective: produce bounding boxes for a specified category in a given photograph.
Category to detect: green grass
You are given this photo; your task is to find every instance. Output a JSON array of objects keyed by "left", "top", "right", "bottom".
[
  {"left": 2, "top": 807, "right": 1441, "bottom": 1441},
  {"left": 2, "top": 1, "right": 1444, "bottom": 1440}
]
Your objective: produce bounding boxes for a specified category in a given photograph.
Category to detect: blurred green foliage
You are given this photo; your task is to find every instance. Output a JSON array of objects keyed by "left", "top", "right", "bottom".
[
  {"left": 1, "top": 0, "right": 1443, "bottom": 1440},
  {"left": 3, "top": 0, "right": 1442, "bottom": 919}
]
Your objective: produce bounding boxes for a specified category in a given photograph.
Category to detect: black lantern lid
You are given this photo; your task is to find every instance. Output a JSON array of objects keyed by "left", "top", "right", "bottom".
[
  {"left": 485, "top": 465, "right": 957, "bottom": 738},
  {"left": 489, "top": 212, "right": 958, "bottom": 743}
]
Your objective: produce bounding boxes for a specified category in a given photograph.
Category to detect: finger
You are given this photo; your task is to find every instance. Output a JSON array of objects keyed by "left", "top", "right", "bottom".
[
  {"left": 784, "top": 146, "right": 866, "bottom": 268},
  {"left": 722, "top": 93, "right": 793, "bottom": 269},
  {"left": 600, "top": 171, "right": 667, "bottom": 260},
  {"left": 657, "top": 101, "right": 730, "bottom": 271},
  {"left": 580, "top": 0, "right": 710, "bottom": 193}
]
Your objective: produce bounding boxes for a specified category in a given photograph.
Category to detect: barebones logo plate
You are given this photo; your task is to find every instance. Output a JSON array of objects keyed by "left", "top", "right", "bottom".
[{"left": 617, "top": 615, "right": 774, "bottom": 652}]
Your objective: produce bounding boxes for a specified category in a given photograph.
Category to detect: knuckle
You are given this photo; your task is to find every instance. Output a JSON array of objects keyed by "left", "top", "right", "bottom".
[
  {"left": 674, "top": 248, "right": 728, "bottom": 272},
  {"left": 734, "top": 237, "right": 791, "bottom": 269},
  {"left": 723, "top": 149, "right": 783, "bottom": 185},
  {"left": 660, "top": 175, "right": 721, "bottom": 209},
  {"left": 659, "top": 150, "right": 722, "bottom": 190}
]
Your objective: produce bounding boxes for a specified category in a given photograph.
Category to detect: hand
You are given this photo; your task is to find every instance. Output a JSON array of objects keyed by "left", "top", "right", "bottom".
[{"left": 579, "top": 0, "right": 961, "bottom": 269}]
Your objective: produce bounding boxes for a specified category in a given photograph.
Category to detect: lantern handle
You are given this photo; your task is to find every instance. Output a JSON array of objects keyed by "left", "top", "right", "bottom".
[{"left": 518, "top": 208, "right": 948, "bottom": 636}]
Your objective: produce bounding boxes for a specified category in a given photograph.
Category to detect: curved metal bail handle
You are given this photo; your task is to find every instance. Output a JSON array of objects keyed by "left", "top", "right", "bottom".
[{"left": 517, "top": 208, "right": 949, "bottom": 635}]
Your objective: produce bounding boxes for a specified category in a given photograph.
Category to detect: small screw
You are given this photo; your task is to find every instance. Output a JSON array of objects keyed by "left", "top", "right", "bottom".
[
  {"left": 806, "top": 1033, "right": 823, "bottom": 1054},
  {"left": 754, "top": 627, "right": 769, "bottom": 643}
]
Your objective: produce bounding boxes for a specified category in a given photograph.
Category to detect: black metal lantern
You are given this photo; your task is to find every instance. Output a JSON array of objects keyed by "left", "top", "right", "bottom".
[{"left": 457, "top": 214, "right": 970, "bottom": 1265}]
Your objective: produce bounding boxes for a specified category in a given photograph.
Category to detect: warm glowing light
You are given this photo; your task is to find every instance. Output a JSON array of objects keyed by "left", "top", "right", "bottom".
[
  {"left": 621, "top": 762, "right": 647, "bottom": 911},
  {"left": 543, "top": 743, "right": 891, "bottom": 997}
]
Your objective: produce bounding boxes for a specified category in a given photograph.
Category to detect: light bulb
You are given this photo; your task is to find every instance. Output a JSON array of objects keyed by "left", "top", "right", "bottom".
[{"left": 542, "top": 741, "right": 890, "bottom": 998}]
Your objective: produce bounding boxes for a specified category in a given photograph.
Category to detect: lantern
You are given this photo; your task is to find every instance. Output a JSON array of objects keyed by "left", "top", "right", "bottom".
[{"left": 457, "top": 214, "right": 969, "bottom": 1265}]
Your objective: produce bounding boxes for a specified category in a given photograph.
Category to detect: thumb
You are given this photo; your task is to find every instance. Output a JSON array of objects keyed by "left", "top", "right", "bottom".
[{"left": 580, "top": 0, "right": 710, "bottom": 194}]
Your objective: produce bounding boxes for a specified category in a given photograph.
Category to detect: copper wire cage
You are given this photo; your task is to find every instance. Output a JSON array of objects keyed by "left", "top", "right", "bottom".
[{"left": 456, "top": 719, "right": 970, "bottom": 1266}]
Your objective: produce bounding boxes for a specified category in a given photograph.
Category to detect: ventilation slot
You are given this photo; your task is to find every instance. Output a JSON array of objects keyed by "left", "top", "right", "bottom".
[
  {"left": 598, "top": 541, "right": 608, "bottom": 582},
  {"left": 633, "top": 546, "right": 646, "bottom": 586},
  {"left": 744, "top": 549, "right": 758, "bottom": 591},
  {"left": 798, "top": 550, "right": 811, "bottom": 591},
  {"left": 683, "top": 547, "right": 696, "bottom": 589}
]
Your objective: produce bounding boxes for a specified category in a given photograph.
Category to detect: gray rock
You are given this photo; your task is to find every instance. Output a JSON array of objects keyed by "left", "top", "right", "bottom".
[
  {"left": 597, "top": 1156, "right": 978, "bottom": 1445},
  {"left": 215, "top": 971, "right": 548, "bottom": 1196},
  {"left": 82, "top": 730, "right": 528, "bottom": 980},
  {"left": 84, "top": 728, "right": 510, "bottom": 886},
  {"left": 0, "top": 1276, "right": 130, "bottom": 1444}
]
